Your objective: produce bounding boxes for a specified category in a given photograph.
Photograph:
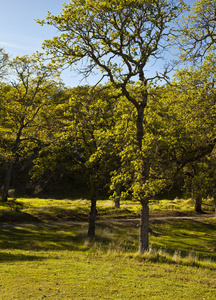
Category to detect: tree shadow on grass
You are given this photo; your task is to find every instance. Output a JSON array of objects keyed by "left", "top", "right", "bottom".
[
  {"left": 0, "top": 212, "right": 40, "bottom": 223},
  {"left": 150, "top": 219, "right": 216, "bottom": 263},
  {"left": 0, "top": 252, "right": 46, "bottom": 263},
  {"left": 0, "top": 223, "right": 92, "bottom": 254}
]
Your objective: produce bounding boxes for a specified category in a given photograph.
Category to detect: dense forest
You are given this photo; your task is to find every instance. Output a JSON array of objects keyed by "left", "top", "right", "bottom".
[{"left": 0, "top": 0, "right": 216, "bottom": 252}]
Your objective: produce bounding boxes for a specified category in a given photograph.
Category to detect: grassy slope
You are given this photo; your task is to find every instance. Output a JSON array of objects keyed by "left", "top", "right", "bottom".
[{"left": 0, "top": 198, "right": 215, "bottom": 299}]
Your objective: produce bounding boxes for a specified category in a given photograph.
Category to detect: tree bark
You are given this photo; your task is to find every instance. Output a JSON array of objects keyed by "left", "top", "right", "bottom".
[
  {"left": 213, "top": 196, "right": 216, "bottom": 217},
  {"left": 87, "top": 191, "right": 97, "bottom": 241},
  {"left": 136, "top": 96, "right": 150, "bottom": 253},
  {"left": 195, "top": 195, "right": 203, "bottom": 213},
  {"left": 114, "top": 185, "right": 121, "bottom": 209},
  {"left": 139, "top": 197, "right": 149, "bottom": 253},
  {"left": 136, "top": 105, "right": 145, "bottom": 150},
  {"left": 1, "top": 161, "right": 14, "bottom": 202}
]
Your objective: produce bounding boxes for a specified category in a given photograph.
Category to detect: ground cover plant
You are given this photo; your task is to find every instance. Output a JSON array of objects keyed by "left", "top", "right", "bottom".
[{"left": 0, "top": 198, "right": 216, "bottom": 299}]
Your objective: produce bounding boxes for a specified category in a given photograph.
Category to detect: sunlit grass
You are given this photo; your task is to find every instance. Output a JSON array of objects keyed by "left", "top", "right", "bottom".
[
  {"left": 0, "top": 194, "right": 215, "bottom": 299},
  {"left": 0, "top": 216, "right": 216, "bottom": 299},
  {"left": 1, "top": 249, "right": 215, "bottom": 299},
  {"left": 0, "top": 197, "right": 214, "bottom": 223}
]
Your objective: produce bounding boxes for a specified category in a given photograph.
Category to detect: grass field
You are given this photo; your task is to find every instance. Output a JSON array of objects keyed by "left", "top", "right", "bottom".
[
  {"left": 0, "top": 196, "right": 215, "bottom": 222},
  {"left": 0, "top": 197, "right": 216, "bottom": 299}
]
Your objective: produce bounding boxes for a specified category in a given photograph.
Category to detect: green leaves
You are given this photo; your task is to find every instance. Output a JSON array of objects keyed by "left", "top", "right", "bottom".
[
  {"left": 38, "top": 0, "right": 186, "bottom": 89},
  {"left": 0, "top": 53, "right": 62, "bottom": 169},
  {"left": 176, "top": 0, "right": 216, "bottom": 62}
]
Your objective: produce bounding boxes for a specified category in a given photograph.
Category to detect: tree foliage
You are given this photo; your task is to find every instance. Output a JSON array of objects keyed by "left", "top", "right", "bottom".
[
  {"left": 176, "top": 0, "right": 216, "bottom": 61},
  {"left": 38, "top": 0, "right": 186, "bottom": 86},
  {"left": 0, "top": 53, "right": 62, "bottom": 201},
  {"left": 32, "top": 84, "right": 124, "bottom": 238}
]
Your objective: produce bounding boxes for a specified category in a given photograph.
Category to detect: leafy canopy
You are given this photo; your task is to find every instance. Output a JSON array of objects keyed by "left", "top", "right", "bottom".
[
  {"left": 176, "top": 0, "right": 216, "bottom": 62},
  {"left": 38, "top": 0, "right": 186, "bottom": 88}
]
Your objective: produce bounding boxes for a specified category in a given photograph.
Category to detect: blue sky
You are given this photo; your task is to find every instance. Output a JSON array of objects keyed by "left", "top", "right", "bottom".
[
  {"left": 0, "top": 0, "right": 195, "bottom": 87},
  {"left": 0, "top": 1, "right": 68, "bottom": 55}
]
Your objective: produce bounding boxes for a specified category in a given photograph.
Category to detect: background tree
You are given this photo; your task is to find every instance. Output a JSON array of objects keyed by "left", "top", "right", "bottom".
[
  {"left": 183, "top": 160, "right": 209, "bottom": 213},
  {"left": 173, "top": 55, "right": 216, "bottom": 208},
  {"left": 152, "top": 56, "right": 216, "bottom": 212},
  {"left": 0, "top": 53, "right": 62, "bottom": 201},
  {"left": 32, "top": 84, "right": 122, "bottom": 239},
  {"left": 64, "top": 85, "right": 121, "bottom": 239},
  {"left": 38, "top": 0, "right": 186, "bottom": 253}
]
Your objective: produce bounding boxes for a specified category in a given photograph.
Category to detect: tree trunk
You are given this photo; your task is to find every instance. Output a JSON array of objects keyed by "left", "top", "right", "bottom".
[
  {"left": 139, "top": 197, "right": 149, "bottom": 253},
  {"left": 136, "top": 97, "right": 150, "bottom": 253},
  {"left": 114, "top": 185, "right": 121, "bottom": 209},
  {"left": 1, "top": 161, "right": 14, "bottom": 202},
  {"left": 1, "top": 126, "right": 23, "bottom": 202},
  {"left": 136, "top": 105, "right": 145, "bottom": 150},
  {"left": 214, "top": 196, "right": 216, "bottom": 217},
  {"left": 87, "top": 191, "right": 97, "bottom": 241},
  {"left": 195, "top": 195, "right": 203, "bottom": 213}
]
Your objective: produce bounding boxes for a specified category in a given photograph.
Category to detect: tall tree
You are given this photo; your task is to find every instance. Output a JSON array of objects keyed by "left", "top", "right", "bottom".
[
  {"left": 0, "top": 53, "right": 61, "bottom": 201},
  {"left": 38, "top": 0, "right": 186, "bottom": 253}
]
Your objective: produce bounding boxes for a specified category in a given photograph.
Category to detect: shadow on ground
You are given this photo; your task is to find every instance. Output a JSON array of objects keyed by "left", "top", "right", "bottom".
[{"left": 0, "top": 252, "right": 46, "bottom": 263}]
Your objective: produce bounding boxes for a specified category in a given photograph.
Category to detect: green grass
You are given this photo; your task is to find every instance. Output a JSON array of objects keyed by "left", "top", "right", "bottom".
[
  {"left": 1, "top": 249, "right": 216, "bottom": 299},
  {"left": 0, "top": 216, "right": 216, "bottom": 299},
  {"left": 149, "top": 197, "right": 215, "bottom": 214},
  {"left": 0, "top": 197, "right": 214, "bottom": 223},
  {"left": 0, "top": 197, "right": 216, "bottom": 299}
]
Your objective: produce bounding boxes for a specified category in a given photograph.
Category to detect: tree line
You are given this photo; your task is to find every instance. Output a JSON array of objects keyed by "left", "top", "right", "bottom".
[{"left": 0, "top": 0, "right": 216, "bottom": 253}]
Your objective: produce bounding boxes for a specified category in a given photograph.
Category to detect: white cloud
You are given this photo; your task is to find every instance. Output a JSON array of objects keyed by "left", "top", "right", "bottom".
[{"left": 0, "top": 41, "right": 32, "bottom": 51}]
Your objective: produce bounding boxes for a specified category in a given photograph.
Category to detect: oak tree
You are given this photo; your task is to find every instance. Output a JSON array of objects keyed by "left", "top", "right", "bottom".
[
  {"left": 32, "top": 84, "right": 122, "bottom": 239},
  {"left": 38, "top": 0, "right": 186, "bottom": 252}
]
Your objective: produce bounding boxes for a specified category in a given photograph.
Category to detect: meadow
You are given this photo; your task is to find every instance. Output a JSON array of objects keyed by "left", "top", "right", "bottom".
[{"left": 0, "top": 197, "right": 215, "bottom": 299}]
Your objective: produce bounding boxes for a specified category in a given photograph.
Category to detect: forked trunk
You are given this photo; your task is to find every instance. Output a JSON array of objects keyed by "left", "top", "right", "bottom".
[
  {"left": 139, "top": 197, "right": 149, "bottom": 253},
  {"left": 87, "top": 192, "right": 97, "bottom": 240}
]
